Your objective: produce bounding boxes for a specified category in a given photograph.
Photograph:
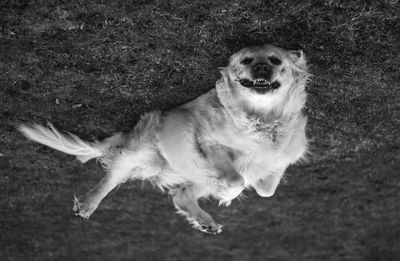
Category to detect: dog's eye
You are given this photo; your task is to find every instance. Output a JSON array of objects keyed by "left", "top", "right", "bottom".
[
  {"left": 268, "top": 56, "right": 282, "bottom": 65},
  {"left": 240, "top": 57, "right": 254, "bottom": 65}
]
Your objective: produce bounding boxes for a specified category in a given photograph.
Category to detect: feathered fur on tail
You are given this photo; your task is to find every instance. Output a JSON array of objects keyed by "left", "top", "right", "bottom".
[{"left": 18, "top": 123, "right": 103, "bottom": 163}]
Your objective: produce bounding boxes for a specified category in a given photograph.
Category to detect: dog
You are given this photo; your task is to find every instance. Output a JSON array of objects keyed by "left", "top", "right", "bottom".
[{"left": 19, "top": 44, "right": 310, "bottom": 234}]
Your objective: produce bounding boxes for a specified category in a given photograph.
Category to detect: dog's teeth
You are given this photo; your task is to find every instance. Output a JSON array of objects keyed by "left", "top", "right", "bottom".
[{"left": 254, "top": 79, "right": 270, "bottom": 86}]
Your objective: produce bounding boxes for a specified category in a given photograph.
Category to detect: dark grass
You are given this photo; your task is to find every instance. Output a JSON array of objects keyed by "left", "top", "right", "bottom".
[{"left": 1, "top": 0, "right": 400, "bottom": 260}]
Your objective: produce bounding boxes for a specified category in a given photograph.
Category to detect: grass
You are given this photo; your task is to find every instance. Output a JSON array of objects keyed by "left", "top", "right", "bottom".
[{"left": 1, "top": 0, "right": 399, "bottom": 260}]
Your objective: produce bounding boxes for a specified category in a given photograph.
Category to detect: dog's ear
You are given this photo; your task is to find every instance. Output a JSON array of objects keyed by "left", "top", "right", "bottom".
[{"left": 288, "top": 50, "right": 306, "bottom": 68}]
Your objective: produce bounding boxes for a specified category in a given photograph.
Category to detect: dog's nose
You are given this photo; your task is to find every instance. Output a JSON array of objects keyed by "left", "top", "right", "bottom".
[{"left": 253, "top": 63, "right": 271, "bottom": 75}]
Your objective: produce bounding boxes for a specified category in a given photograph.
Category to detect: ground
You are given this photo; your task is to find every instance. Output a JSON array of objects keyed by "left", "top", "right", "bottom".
[{"left": 1, "top": 0, "right": 399, "bottom": 260}]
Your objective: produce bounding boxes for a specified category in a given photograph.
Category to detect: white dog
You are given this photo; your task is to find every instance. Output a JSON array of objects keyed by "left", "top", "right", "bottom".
[{"left": 19, "top": 44, "right": 310, "bottom": 234}]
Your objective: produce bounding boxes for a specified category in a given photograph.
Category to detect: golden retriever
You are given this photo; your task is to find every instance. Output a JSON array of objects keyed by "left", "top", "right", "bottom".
[{"left": 19, "top": 44, "right": 310, "bottom": 234}]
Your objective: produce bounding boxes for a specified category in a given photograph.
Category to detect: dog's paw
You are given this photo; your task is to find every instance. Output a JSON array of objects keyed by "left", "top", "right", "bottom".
[
  {"left": 72, "top": 196, "right": 98, "bottom": 219},
  {"left": 199, "top": 223, "right": 223, "bottom": 235},
  {"left": 184, "top": 214, "right": 223, "bottom": 235}
]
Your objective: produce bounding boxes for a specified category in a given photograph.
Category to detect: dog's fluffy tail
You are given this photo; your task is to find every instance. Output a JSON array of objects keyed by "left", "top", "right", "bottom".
[{"left": 18, "top": 123, "right": 103, "bottom": 163}]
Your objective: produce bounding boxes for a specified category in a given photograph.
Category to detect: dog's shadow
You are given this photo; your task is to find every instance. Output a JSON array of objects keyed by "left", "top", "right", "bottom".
[{"left": 224, "top": 34, "right": 305, "bottom": 54}]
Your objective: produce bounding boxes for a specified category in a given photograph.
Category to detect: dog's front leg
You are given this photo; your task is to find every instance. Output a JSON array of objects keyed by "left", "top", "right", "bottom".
[
  {"left": 171, "top": 186, "right": 222, "bottom": 234},
  {"left": 253, "top": 168, "right": 285, "bottom": 197},
  {"left": 201, "top": 144, "right": 244, "bottom": 188}
]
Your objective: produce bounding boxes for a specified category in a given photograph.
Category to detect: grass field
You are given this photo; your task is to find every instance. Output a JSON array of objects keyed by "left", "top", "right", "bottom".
[{"left": 1, "top": 0, "right": 399, "bottom": 260}]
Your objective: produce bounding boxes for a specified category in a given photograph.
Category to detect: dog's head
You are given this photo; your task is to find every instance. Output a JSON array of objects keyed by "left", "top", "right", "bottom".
[{"left": 219, "top": 44, "right": 309, "bottom": 112}]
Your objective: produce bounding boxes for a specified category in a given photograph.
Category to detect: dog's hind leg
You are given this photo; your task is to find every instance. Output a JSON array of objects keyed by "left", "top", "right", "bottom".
[
  {"left": 171, "top": 185, "right": 222, "bottom": 235},
  {"left": 73, "top": 153, "right": 136, "bottom": 219}
]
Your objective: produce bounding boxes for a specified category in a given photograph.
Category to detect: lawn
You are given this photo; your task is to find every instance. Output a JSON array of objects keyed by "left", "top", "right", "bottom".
[{"left": 1, "top": 0, "right": 399, "bottom": 260}]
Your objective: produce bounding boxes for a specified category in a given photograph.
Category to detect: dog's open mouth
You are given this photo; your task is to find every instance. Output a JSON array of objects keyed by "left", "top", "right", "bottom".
[{"left": 236, "top": 78, "right": 281, "bottom": 91}]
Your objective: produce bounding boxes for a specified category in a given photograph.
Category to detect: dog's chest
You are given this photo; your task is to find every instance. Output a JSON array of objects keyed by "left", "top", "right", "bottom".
[
  {"left": 234, "top": 114, "right": 291, "bottom": 150},
  {"left": 211, "top": 114, "right": 293, "bottom": 159},
  {"left": 225, "top": 114, "right": 302, "bottom": 171},
  {"left": 246, "top": 116, "right": 282, "bottom": 143}
]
